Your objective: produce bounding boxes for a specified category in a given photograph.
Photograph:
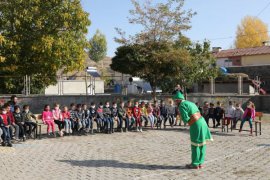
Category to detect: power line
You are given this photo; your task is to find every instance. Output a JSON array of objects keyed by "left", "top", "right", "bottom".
[
  {"left": 256, "top": 0, "right": 270, "bottom": 17},
  {"left": 196, "top": 30, "right": 270, "bottom": 42},
  {"left": 195, "top": 1, "right": 270, "bottom": 42}
]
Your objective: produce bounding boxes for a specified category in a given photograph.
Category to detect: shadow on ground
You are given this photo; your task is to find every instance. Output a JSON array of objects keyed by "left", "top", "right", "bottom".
[
  {"left": 257, "top": 144, "right": 270, "bottom": 147},
  {"left": 58, "top": 159, "right": 185, "bottom": 170}
]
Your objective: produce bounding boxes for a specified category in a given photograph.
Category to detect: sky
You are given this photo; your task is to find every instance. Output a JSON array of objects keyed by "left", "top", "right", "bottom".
[{"left": 81, "top": 0, "right": 270, "bottom": 57}]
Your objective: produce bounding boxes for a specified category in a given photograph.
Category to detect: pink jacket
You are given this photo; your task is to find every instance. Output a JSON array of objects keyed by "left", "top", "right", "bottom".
[
  {"left": 52, "top": 109, "right": 62, "bottom": 121},
  {"left": 42, "top": 111, "right": 54, "bottom": 122},
  {"left": 242, "top": 108, "right": 256, "bottom": 120}
]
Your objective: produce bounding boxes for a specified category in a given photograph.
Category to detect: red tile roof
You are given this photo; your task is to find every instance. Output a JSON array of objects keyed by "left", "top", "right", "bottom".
[{"left": 214, "top": 46, "right": 270, "bottom": 58}]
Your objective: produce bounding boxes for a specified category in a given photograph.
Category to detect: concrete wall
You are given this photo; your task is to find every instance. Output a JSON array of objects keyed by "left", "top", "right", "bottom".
[
  {"left": 1, "top": 94, "right": 269, "bottom": 113},
  {"left": 203, "top": 83, "right": 251, "bottom": 94},
  {"left": 242, "top": 54, "right": 270, "bottom": 66},
  {"left": 227, "top": 65, "right": 270, "bottom": 92}
]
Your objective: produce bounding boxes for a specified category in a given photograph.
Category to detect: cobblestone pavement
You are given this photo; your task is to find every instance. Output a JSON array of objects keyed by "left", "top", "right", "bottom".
[{"left": 1, "top": 119, "right": 270, "bottom": 180}]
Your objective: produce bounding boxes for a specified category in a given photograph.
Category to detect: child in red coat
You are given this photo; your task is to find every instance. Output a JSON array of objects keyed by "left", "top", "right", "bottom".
[
  {"left": 0, "top": 107, "right": 12, "bottom": 147},
  {"left": 133, "top": 101, "right": 142, "bottom": 132}
]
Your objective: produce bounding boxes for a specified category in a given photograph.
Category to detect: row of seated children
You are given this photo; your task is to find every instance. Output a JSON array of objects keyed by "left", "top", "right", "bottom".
[
  {"left": 0, "top": 104, "right": 37, "bottom": 147},
  {"left": 41, "top": 100, "right": 179, "bottom": 136}
]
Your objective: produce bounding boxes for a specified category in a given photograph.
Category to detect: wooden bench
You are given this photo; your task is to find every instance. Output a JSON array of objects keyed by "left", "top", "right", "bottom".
[
  {"left": 222, "top": 118, "right": 231, "bottom": 133},
  {"left": 35, "top": 114, "right": 43, "bottom": 139},
  {"left": 254, "top": 112, "right": 262, "bottom": 136}
]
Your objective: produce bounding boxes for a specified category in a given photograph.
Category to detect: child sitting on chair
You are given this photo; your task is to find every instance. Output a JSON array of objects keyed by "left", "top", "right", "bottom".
[
  {"left": 53, "top": 103, "right": 64, "bottom": 137},
  {"left": 233, "top": 103, "right": 244, "bottom": 129},
  {"left": 22, "top": 105, "right": 37, "bottom": 138},
  {"left": 13, "top": 106, "right": 26, "bottom": 141},
  {"left": 96, "top": 103, "right": 104, "bottom": 133},
  {"left": 239, "top": 102, "right": 256, "bottom": 136},
  {"left": 62, "top": 106, "right": 72, "bottom": 135}
]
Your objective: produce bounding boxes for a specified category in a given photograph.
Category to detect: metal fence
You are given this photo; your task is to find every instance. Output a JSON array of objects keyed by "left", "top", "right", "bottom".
[{"left": 1, "top": 75, "right": 269, "bottom": 96}]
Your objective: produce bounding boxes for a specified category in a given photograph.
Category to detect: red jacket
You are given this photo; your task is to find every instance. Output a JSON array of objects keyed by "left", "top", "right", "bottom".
[
  {"left": 62, "top": 111, "right": 71, "bottom": 119},
  {"left": 0, "top": 114, "right": 11, "bottom": 126},
  {"left": 7, "top": 111, "right": 15, "bottom": 124},
  {"left": 133, "top": 107, "right": 141, "bottom": 118}
]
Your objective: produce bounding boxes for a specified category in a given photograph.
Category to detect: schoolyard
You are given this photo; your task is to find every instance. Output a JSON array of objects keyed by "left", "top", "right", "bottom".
[{"left": 0, "top": 116, "right": 269, "bottom": 180}]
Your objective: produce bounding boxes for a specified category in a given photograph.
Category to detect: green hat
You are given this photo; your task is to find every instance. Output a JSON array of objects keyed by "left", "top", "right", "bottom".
[{"left": 173, "top": 91, "right": 185, "bottom": 100}]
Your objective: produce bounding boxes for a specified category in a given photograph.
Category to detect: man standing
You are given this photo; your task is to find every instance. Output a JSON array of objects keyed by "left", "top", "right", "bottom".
[
  {"left": 8, "top": 95, "right": 19, "bottom": 113},
  {"left": 173, "top": 91, "right": 213, "bottom": 169}
]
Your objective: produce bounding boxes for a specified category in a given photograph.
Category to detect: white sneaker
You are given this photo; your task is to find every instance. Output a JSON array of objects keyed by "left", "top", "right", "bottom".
[
  {"left": 136, "top": 127, "right": 139, "bottom": 132},
  {"left": 140, "top": 128, "right": 143, "bottom": 132}
]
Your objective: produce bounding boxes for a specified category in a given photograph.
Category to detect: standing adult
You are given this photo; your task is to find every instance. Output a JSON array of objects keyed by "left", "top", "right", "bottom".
[
  {"left": 8, "top": 95, "right": 19, "bottom": 113},
  {"left": 173, "top": 91, "right": 213, "bottom": 169},
  {"left": 172, "top": 84, "right": 183, "bottom": 95}
]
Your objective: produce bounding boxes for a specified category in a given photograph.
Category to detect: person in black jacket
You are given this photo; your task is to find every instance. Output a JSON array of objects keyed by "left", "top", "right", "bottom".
[
  {"left": 96, "top": 102, "right": 105, "bottom": 133},
  {"left": 208, "top": 103, "right": 216, "bottom": 128},
  {"left": 160, "top": 100, "right": 168, "bottom": 129},
  {"left": 103, "top": 102, "right": 113, "bottom": 134},
  {"left": 111, "top": 102, "right": 120, "bottom": 132},
  {"left": 75, "top": 104, "right": 85, "bottom": 135},
  {"left": 13, "top": 106, "right": 26, "bottom": 141},
  {"left": 214, "top": 101, "right": 224, "bottom": 128},
  {"left": 118, "top": 101, "right": 127, "bottom": 132},
  {"left": 83, "top": 104, "right": 91, "bottom": 134},
  {"left": 89, "top": 102, "right": 97, "bottom": 134}
]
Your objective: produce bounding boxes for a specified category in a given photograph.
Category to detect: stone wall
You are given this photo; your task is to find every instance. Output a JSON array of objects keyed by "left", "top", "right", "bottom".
[
  {"left": 227, "top": 65, "right": 270, "bottom": 92},
  {"left": 1, "top": 94, "right": 268, "bottom": 113},
  {"left": 203, "top": 83, "right": 251, "bottom": 94}
]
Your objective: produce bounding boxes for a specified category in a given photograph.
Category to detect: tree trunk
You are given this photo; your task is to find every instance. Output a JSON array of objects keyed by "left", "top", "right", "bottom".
[
  {"left": 184, "top": 86, "right": 187, "bottom": 100},
  {"left": 85, "top": 72, "right": 88, "bottom": 95},
  {"left": 152, "top": 85, "right": 157, "bottom": 102}
]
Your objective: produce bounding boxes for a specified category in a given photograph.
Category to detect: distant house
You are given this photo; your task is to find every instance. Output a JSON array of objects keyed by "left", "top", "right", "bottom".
[
  {"left": 214, "top": 43, "right": 270, "bottom": 67},
  {"left": 213, "top": 44, "right": 270, "bottom": 94}
]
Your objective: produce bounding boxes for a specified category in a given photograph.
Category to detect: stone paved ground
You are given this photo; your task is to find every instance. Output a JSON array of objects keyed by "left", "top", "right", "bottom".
[{"left": 0, "top": 117, "right": 270, "bottom": 180}]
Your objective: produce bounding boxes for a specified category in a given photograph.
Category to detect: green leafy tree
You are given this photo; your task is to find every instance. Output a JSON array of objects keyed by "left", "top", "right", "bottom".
[
  {"left": 112, "top": 0, "right": 217, "bottom": 99},
  {"left": 115, "top": 0, "right": 196, "bottom": 44},
  {"left": 88, "top": 30, "right": 107, "bottom": 62},
  {"left": 0, "top": 0, "right": 90, "bottom": 94},
  {"left": 112, "top": 0, "right": 214, "bottom": 99},
  {"left": 164, "top": 39, "right": 218, "bottom": 93},
  {"left": 112, "top": 37, "right": 218, "bottom": 97}
]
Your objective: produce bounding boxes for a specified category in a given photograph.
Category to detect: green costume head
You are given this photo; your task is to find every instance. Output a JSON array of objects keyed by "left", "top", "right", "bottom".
[{"left": 173, "top": 91, "right": 185, "bottom": 100}]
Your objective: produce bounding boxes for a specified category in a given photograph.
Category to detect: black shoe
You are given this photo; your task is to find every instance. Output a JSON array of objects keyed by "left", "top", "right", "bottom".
[
  {"left": 23, "top": 136, "right": 26, "bottom": 142},
  {"left": 7, "top": 143, "right": 12, "bottom": 147},
  {"left": 1, "top": 142, "right": 6, "bottom": 146}
]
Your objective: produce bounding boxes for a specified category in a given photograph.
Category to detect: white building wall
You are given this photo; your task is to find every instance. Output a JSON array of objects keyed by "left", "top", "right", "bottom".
[
  {"left": 216, "top": 58, "right": 232, "bottom": 67},
  {"left": 45, "top": 80, "right": 104, "bottom": 95}
]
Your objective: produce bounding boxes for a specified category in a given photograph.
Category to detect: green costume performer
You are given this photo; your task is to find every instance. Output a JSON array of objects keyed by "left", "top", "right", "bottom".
[{"left": 173, "top": 91, "right": 213, "bottom": 169}]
